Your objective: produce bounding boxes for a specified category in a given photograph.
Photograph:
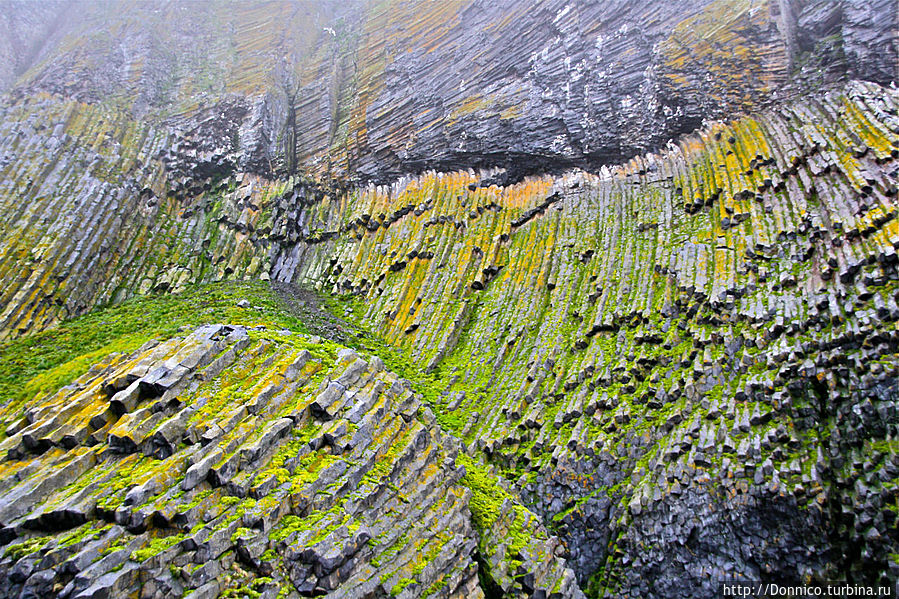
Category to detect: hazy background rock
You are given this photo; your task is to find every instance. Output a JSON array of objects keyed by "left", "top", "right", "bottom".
[{"left": 1, "top": 0, "right": 895, "bottom": 182}]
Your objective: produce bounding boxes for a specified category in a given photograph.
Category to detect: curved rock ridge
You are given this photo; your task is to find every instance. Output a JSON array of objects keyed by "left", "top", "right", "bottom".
[{"left": 0, "top": 322, "right": 583, "bottom": 598}]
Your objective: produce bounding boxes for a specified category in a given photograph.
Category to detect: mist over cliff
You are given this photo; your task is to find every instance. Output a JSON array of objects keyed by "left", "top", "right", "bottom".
[
  {"left": 2, "top": 0, "right": 895, "bottom": 182},
  {"left": 0, "top": 1, "right": 897, "bottom": 598}
]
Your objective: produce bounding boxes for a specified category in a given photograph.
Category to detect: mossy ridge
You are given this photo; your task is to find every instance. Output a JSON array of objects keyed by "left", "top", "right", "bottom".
[
  {"left": 316, "top": 295, "right": 565, "bottom": 591},
  {"left": 2, "top": 536, "right": 51, "bottom": 560},
  {"left": 129, "top": 532, "right": 186, "bottom": 562},
  {"left": 0, "top": 318, "right": 478, "bottom": 595},
  {"left": 0, "top": 280, "right": 310, "bottom": 413},
  {"left": 0, "top": 281, "right": 473, "bottom": 596}
]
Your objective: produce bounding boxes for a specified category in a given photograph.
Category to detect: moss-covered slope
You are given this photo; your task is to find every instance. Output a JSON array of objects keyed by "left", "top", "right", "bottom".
[
  {"left": 0, "top": 282, "right": 584, "bottom": 598},
  {"left": 0, "top": 2, "right": 898, "bottom": 598}
]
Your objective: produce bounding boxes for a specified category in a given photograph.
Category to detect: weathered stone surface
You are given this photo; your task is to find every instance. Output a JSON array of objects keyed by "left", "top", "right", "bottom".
[
  {"left": 0, "top": 1, "right": 898, "bottom": 598},
  {"left": 1, "top": 325, "right": 571, "bottom": 598},
  {"left": 1, "top": 0, "right": 895, "bottom": 186}
]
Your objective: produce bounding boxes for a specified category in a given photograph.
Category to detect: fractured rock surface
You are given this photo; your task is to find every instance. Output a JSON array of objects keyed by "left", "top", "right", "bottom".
[
  {"left": 0, "top": 323, "right": 582, "bottom": 598},
  {"left": 1, "top": 0, "right": 895, "bottom": 182},
  {"left": 274, "top": 81, "right": 899, "bottom": 593},
  {"left": 0, "top": 1, "right": 898, "bottom": 597},
  {"left": 0, "top": 79, "right": 897, "bottom": 596}
]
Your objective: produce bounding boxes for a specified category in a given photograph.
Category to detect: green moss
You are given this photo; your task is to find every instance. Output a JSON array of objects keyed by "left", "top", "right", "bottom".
[
  {"left": 221, "top": 585, "right": 261, "bottom": 599},
  {"left": 372, "top": 532, "right": 409, "bottom": 568},
  {"left": 0, "top": 281, "right": 313, "bottom": 411},
  {"left": 289, "top": 451, "right": 342, "bottom": 492},
  {"left": 211, "top": 498, "right": 256, "bottom": 531},
  {"left": 3, "top": 536, "right": 50, "bottom": 560},
  {"left": 457, "top": 453, "right": 509, "bottom": 531},
  {"left": 422, "top": 577, "right": 448, "bottom": 598},
  {"left": 57, "top": 522, "right": 112, "bottom": 550},
  {"left": 182, "top": 489, "right": 214, "bottom": 511},
  {"left": 261, "top": 548, "right": 279, "bottom": 562},
  {"left": 230, "top": 527, "right": 256, "bottom": 544},
  {"left": 19, "top": 338, "right": 140, "bottom": 402},
  {"left": 94, "top": 456, "right": 165, "bottom": 511},
  {"left": 268, "top": 503, "right": 350, "bottom": 546},
  {"left": 99, "top": 536, "right": 130, "bottom": 557},
  {"left": 391, "top": 577, "right": 415, "bottom": 596},
  {"left": 129, "top": 533, "right": 185, "bottom": 562}
]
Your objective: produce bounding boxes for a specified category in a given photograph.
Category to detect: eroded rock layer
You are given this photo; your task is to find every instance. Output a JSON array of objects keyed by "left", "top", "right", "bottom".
[
  {"left": 2, "top": 0, "right": 896, "bottom": 181},
  {"left": 274, "top": 80, "right": 899, "bottom": 593}
]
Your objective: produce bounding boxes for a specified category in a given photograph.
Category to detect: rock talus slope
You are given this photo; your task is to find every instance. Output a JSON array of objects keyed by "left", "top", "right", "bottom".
[{"left": 0, "top": 0, "right": 898, "bottom": 598}]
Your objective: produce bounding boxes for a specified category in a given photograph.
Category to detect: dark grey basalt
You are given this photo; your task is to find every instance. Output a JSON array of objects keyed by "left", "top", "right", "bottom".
[{"left": 0, "top": 1, "right": 897, "bottom": 598}]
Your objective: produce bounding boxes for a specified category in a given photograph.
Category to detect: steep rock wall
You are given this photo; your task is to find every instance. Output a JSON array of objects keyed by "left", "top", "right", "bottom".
[
  {"left": 3, "top": 0, "right": 895, "bottom": 182},
  {"left": 271, "top": 80, "right": 899, "bottom": 592},
  {"left": 1, "top": 79, "right": 897, "bottom": 596},
  {"left": 0, "top": 97, "right": 272, "bottom": 338},
  {"left": 0, "top": 1, "right": 898, "bottom": 597},
  {"left": 0, "top": 0, "right": 68, "bottom": 93}
]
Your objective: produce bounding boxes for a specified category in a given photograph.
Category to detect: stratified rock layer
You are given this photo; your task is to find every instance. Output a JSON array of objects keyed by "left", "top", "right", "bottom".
[{"left": 2, "top": 0, "right": 895, "bottom": 181}]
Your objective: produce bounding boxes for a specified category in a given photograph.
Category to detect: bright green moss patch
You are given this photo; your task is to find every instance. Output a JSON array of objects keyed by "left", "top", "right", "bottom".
[
  {"left": 19, "top": 337, "right": 141, "bottom": 402},
  {"left": 96, "top": 456, "right": 161, "bottom": 511},
  {"left": 391, "top": 577, "right": 415, "bottom": 596},
  {"left": 99, "top": 536, "right": 130, "bottom": 557},
  {"left": 422, "top": 577, "right": 448, "bottom": 598},
  {"left": 371, "top": 532, "right": 409, "bottom": 568},
  {"left": 456, "top": 452, "right": 534, "bottom": 574},
  {"left": 3, "top": 536, "right": 50, "bottom": 560},
  {"left": 221, "top": 583, "right": 261, "bottom": 599},
  {"left": 457, "top": 453, "right": 510, "bottom": 530},
  {"left": 0, "top": 280, "right": 311, "bottom": 411},
  {"left": 57, "top": 521, "right": 112, "bottom": 550},
  {"left": 290, "top": 451, "right": 341, "bottom": 492},
  {"left": 268, "top": 502, "right": 350, "bottom": 546},
  {"left": 130, "top": 533, "right": 185, "bottom": 561},
  {"left": 220, "top": 495, "right": 243, "bottom": 507},
  {"left": 230, "top": 527, "right": 256, "bottom": 544},
  {"left": 182, "top": 488, "right": 214, "bottom": 511}
]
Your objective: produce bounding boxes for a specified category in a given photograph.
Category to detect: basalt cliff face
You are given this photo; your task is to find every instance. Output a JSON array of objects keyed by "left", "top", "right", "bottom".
[{"left": 0, "top": 1, "right": 897, "bottom": 598}]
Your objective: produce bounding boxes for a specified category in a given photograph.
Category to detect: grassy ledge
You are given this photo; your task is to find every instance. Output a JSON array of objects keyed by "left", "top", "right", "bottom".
[{"left": 0, "top": 281, "right": 310, "bottom": 414}]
